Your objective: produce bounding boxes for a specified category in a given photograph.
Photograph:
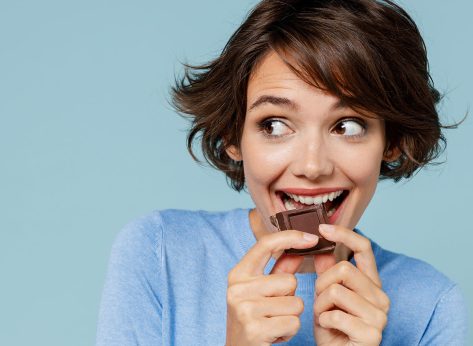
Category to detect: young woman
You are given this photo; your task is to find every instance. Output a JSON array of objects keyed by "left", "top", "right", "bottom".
[{"left": 96, "top": 0, "right": 468, "bottom": 345}]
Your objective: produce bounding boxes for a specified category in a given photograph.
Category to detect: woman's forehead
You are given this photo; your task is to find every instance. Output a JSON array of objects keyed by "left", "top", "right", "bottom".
[
  {"left": 247, "top": 52, "right": 344, "bottom": 111},
  {"left": 248, "top": 52, "right": 315, "bottom": 97}
]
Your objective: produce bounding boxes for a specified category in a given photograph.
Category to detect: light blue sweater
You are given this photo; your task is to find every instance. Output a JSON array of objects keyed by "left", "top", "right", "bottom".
[{"left": 96, "top": 208, "right": 469, "bottom": 345}]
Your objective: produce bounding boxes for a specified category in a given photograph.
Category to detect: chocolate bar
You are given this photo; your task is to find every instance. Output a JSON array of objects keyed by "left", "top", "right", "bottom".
[{"left": 270, "top": 205, "right": 336, "bottom": 255}]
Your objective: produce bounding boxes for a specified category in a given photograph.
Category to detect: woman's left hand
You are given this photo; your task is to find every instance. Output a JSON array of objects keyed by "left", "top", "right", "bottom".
[{"left": 312, "top": 224, "right": 390, "bottom": 346}]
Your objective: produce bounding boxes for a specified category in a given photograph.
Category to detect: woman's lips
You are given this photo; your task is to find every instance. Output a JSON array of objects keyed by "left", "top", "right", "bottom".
[
  {"left": 328, "top": 192, "right": 348, "bottom": 224},
  {"left": 276, "top": 191, "right": 287, "bottom": 213},
  {"left": 275, "top": 190, "right": 349, "bottom": 224}
]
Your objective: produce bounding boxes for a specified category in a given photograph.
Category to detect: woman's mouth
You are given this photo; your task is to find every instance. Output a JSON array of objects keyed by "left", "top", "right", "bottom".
[{"left": 277, "top": 189, "right": 349, "bottom": 222}]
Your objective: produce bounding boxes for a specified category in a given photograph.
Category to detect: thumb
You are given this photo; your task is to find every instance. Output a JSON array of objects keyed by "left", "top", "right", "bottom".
[
  {"left": 270, "top": 253, "right": 305, "bottom": 274},
  {"left": 313, "top": 253, "right": 336, "bottom": 275}
]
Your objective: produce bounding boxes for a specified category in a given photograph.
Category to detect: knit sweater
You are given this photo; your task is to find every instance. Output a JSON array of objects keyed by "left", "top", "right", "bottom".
[{"left": 96, "top": 208, "right": 468, "bottom": 345}]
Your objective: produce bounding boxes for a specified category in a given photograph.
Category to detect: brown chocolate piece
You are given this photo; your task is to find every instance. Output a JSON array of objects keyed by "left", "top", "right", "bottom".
[{"left": 270, "top": 205, "right": 336, "bottom": 255}]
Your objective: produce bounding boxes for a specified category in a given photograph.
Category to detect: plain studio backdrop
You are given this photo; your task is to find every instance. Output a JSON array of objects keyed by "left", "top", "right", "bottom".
[{"left": 0, "top": 0, "right": 471, "bottom": 345}]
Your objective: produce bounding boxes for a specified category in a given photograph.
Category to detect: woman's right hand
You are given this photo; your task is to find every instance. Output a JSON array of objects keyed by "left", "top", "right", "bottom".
[{"left": 225, "top": 230, "right": 320, "bottom": 346}]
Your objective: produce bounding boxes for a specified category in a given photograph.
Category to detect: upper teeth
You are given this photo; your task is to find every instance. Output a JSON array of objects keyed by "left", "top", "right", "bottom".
[{"left": 286, "top": 190, "right": 344, "bottom": 205}]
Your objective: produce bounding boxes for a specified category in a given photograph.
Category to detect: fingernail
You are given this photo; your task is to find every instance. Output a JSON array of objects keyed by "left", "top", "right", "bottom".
[
  {"left": 319, "top": 224, "right": 335, "bottom": 233},
  {"left": 303, "top": 232, "right": 319, "bottom": 242}
]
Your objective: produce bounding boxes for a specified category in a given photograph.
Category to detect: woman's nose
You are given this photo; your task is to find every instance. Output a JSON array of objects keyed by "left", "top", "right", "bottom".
[{"left": 290, "top": 137, "right": 334, "bottom": 180}]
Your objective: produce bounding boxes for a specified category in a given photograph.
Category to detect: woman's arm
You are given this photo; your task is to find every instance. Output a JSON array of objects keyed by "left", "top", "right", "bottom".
[
  {"left": 96, "top": 218, "right": 163, "bottom": 346},
  {"left": 419, "top": 284, "right": 469, "bottom": 345}
]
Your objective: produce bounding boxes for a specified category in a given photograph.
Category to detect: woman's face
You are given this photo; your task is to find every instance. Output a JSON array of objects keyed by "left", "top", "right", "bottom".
[{"left": 227, "top": 51, "right": 390, "bottom": 235}]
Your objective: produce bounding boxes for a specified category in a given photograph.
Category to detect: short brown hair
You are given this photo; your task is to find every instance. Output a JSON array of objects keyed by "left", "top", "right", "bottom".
[{"left": 171, "top": 0, "right": 457, "bottom": 192}]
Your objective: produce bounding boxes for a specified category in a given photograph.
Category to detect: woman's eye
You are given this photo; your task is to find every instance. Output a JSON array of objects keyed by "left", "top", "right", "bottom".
[
  {"left": 332, "top": 119, "right": 366, "bottom": 138},
  {"left": 258, "top": 119, "right": 293, "bottom": 138}
]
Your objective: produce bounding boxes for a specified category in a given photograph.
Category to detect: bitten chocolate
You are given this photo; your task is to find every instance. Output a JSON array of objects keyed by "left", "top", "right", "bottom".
[{"left": 270, "top": 205, "right": 336, "bottom": 255}]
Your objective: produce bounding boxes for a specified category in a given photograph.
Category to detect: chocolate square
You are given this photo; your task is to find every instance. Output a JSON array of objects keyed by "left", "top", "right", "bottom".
[{"left": 270, "top": 205, "right": 336, "bottom": 255}]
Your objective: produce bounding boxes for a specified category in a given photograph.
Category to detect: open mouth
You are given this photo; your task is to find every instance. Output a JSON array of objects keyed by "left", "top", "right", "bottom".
[{"left": 278, "top": 190, "right": 349, "bottom": 218}]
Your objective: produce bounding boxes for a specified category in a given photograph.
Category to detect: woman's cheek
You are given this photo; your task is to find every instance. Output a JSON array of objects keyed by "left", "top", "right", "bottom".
[
  {"left": 242, "top": 142, "right": 293, "bottom": 185},
  {"left": 338, "top": 139, "right": 384, "bottom": 183},
  {"left": 333, "top": 142, "right": 384, "bottom": 225},
  {"left": 346, "top": 154, "right": 381, "bottom": 186}
]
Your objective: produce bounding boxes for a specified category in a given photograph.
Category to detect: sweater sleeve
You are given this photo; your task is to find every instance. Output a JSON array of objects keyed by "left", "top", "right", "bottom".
[
  {"left": 96, "top": 216, "right": 164, "bottom": 346},
  {"left": 419, "top": 284, "right": 469, "bottom": 345}
]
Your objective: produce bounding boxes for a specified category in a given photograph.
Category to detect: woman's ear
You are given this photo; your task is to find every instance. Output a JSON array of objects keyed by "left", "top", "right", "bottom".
[
  {"left": 383, "top": 146, "right": 401, "bottom": 162},
  {"left": 226, "top": 145, "right": 242, "bottom": 161}
]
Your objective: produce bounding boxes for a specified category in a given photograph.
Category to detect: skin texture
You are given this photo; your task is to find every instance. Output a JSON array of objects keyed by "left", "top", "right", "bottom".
[{"left": 224, "top": 51, "right": 395, "bottom": 345}]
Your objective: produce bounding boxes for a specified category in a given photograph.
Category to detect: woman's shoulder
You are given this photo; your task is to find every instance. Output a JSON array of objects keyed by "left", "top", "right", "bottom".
[
  {"left": 121, "top": 207, "right": 248, "bottom": 234},
  {"left": 372, "top": 242, "right": 455, "bottom": 291},
  {"left": 156, "top": 208, "right": 250, "bottom": 231},
  {"left": 354, "top": 229, "right": 455, "bottom": 292},
  {"left": 370, "top": 240, "right": 461, "bottom": 311},
  {"left": 111, "top": 208, "right": 251, "bottom": 255},
  {"left": 368, "top": 240, "right": 468, "bottom": 344}
]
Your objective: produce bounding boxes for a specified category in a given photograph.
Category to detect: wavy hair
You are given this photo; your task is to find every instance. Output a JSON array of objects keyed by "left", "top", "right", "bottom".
[{"left": 171, "top": 0, "right": 460, "bottom": 191}]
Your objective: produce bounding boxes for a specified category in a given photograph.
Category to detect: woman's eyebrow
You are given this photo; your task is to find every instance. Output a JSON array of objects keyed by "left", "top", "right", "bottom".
[
  {"left": 248, "top": 95, "right": 347, "bottom": 112},
  {"left": 248, "top": 95, "right": 298, "bottom": 112}
]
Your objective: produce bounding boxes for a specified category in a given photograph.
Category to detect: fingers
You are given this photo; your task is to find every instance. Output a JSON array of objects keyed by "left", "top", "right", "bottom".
[
  {"left": 237, "top": 296, "right": 304, "bottom": 319},
  {"left": 312, "top": 225, "right": 390, "bottom": 345},
  {"left": 314, "top": 283, "right": 388, "bottom": 330},
  {"left": 270, "top": 253, "right": 305, "bottom": 275},
  {"left": 228, "top": 273, "right": 298, "bottom": 300},
  {"left": 313, "top": 253, "right": 336, "bottom": 275},
  {"left": 229, "top": 230, "right": 319, "bottom": 282},
  {"left": 263, "top": 315, "right": 301, "bottom": 342},
  {"left": 226, "top": 230, "right": 316, "bottom": 345},
  {"left": 228, "top": 295, "right": 303, "bottom": 344},
  {"left": 319, "top": 224, "right": 381, "bottom": 287},
  {"left": 315, "top": 260, "right": 390, "bottom": 313},
  {"left": 233, "top": 315, "right": 301, "bottom": 346},
  {"left": 318, "top": 310, "right": 383, "bottom": 345}
]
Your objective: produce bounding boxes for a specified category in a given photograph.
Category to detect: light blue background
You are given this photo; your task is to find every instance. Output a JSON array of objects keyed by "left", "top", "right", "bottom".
[{"left": 0, "top": 1, "right": 471, "bottom": 345}]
